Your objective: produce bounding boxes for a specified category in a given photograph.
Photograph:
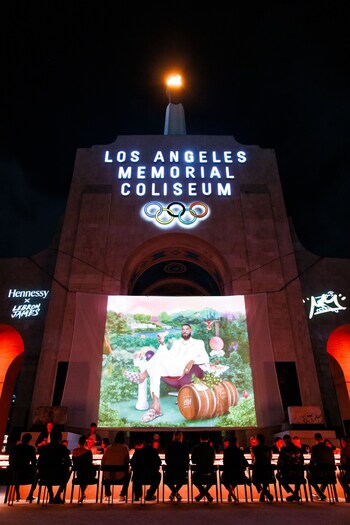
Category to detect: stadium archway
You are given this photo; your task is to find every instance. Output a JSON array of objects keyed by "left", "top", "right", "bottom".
[{"left": 0, "top": 324, "right": 24, "bottom": 449}]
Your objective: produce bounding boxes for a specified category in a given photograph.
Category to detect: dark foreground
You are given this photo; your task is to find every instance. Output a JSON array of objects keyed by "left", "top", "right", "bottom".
[{"left": 0, "top": 499, "right": 348, "bottom": 525}]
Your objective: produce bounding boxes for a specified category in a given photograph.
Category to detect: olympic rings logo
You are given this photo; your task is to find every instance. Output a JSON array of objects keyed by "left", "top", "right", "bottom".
[{"left": 142, "top": 201, "right": 210, "bottom": 228}]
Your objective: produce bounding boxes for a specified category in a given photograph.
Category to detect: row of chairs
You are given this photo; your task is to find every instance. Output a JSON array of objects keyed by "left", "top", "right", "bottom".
[
  {"left": 5, "top": 465, "right": 133, "bottom": 506},
  {"left": 4, "top": 463, "right": 345, "bottom": 506},
  {"left": 216, "top": 465, "right": 340, "bottom": 505}
]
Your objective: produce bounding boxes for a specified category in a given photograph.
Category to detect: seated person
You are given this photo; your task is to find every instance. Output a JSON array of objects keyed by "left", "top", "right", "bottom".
[
  {"left": 221, "top": 436, "right": 250, "bottom": 503},
  {"left": 338, "top": 435, "right": 350, "bottom": 502},
  {"left": 277, "top": 434, "right": 305, "bottom": 502},
  {"left": 308, "top": 433, "right": 336, "bottom": 502},
  {"left": 35, "top": 421, "right": 54, "bottom": 452},
  {"left": 86, "top": 436, "right": 101, "bottom": 455},
  {"left": 324, "top": 438, "right": 341, "bottom": 455},
  {"left": 72, "top": 435, "right": 96, "bottom": 503},
  {"left": 8, "top": 433, "right": 37, "bottom": 502},
  {"left": 61, "top": 439, "right": 70, "bottom": 453},
  {"left": 86, "top": 422, "right": 102, "bottom": 453},
  {"left": 251, "top": 433, "right": 274, "bottom": 503},
  {"left": 130, "top": 435, "right": 161, "bottom": 501},
  {"left": 222, "top": 436, "right": 230, "bottom": 451},
  {"left": 272, "top": 437, "right": 284, "bottom": 454},
  {"left": 292, "top": 436, "right": 310, "bottom": 454},
  {"left": 37, "top": 430, "right": 71, "bottom": 504},
  {"left": 191, "top": 431, "right": 216, "bottom": 502},
  {"left": 243, "top": 436, "right": 259, "bottom": 455},
  {"left": 101, "top": 431, "right": 130, "bottom": 502},
  {"left": 100, "top": 437, "right": 110, "bottom": 453},
  {"left": 164, "top": 431, "right": 189, "bottom": 502}
]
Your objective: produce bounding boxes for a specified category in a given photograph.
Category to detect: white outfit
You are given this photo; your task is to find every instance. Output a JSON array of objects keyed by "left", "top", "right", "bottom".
[{"left": 146, "top": 337, "right": 209, "bottom": 398}]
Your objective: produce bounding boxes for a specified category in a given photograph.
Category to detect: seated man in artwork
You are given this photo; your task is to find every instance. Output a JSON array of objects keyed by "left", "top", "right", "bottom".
[{"left": 124, "top": 323, "right": 209, "bottom": 422}]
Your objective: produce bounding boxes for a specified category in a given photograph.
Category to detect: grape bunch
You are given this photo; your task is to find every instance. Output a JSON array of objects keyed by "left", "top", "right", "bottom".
[{"left": 202, "top": 372, "right": 221, "bottom": 388}]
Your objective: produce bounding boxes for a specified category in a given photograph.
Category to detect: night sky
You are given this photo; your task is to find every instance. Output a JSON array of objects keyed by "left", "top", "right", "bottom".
[{"left": 1, "top": 3, "right": 350, "bottom": 258}]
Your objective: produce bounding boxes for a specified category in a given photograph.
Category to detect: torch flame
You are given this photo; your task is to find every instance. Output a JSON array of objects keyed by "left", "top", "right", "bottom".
[{"left": 166, "top": 74, "right": 182, "bottom": 88}]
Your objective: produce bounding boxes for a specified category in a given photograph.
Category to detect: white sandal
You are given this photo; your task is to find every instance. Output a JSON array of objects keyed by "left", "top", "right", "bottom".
[{"left": 141, "top": 408, "right": 163, "bottom": 422}]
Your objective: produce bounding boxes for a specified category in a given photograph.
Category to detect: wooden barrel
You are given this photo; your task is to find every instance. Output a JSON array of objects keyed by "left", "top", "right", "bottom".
[
  {"left": 178, "top": 380, "right": 239, "bottom": 420},
  {"left": 177, "top": 383, "right": 218, "bottom": 420},
  {"left": 220, "top": 380, "right": 239, "bottom": 408},
  {"left": 213, "top": 382, "right": 229, "bottom": 415}
]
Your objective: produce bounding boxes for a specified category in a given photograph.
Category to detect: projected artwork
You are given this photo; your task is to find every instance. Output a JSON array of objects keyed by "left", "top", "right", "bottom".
[{"left": 98, "top": 296, "right": 257, "bottom": 429}]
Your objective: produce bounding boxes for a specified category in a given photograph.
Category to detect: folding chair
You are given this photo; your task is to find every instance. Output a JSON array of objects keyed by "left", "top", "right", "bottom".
[
  {"left": 337, "top": 465, "right": 350, "bottom": 502},
  {"left": 276, "top": 465, "right": 309, "bottom": 503},
  {"left": 4, "top": 466, "right": 36, "bottom": 506},
  {"left": 190, "top": 464, "right": 219, "bottom": 503},
  {"left": 100, "top": 465, "right": 130, "bottom": 504},
  {"left": 307, "top": 466, "right": 338, "bottom": 504},
  {"left": 37, "top": 477, "right": 68, "bottom": 505},
  {"left": 162, "top": 464, "right": 190, "bottom": 503},
  {"left": 70, "top": 465, "right": 100, "bottom": 504},
  {"left": 218, "top": 465, "right": 253, "bottom": 503},
  {"left": 131, "top": 468, "right": 161, "bottom": 504}
]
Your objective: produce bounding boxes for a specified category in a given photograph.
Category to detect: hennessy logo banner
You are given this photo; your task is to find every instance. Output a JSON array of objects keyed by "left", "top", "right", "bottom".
[{"left": 8, "top": 288, "right": 50, "bottom": 319}]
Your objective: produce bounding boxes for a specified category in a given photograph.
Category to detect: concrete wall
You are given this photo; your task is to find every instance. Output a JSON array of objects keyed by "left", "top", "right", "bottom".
[{"left": 29, "top": 135, "right": 324, "bottom": 430}]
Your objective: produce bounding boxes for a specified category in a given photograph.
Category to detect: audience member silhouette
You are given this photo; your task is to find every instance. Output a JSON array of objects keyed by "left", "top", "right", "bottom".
[
  {"left": 308, "top": 432, "right": 336, "bottom": 501},
  {"left": 35, "top": 421, "right": 54, "bottom": 452},
  {"left": 72, "top": 435, "right": 96, "bottom": 503},
  {"left": 271, "top": 437, "right": 284, "bottom": 454},
  {"left": 251, "top": 433, "right": 274, "bottom": 502},
  {"left": 61, "top": 439, "right": 70, "bottom": 452},
  {"left": 338, "top": 435, "right": 350, "bottom": 502},
  {"left": 86, "top": 422, "right": 102, "bottom": 453},
  {"left": 8, "top": 433, "right": 37, "bottom": 502},
  {"left": 222, "top": 436, "right": 230, "bottom": 451},
  {"left": 191, "top": 431, "right": 216, "bottom": 502},
  {"left": 277, "top": 434, "right": 304, "bottom": 502},
  {"left": 221, "top": 436, "right": 250, "bottom": 503},
  {"left": 243, "top": 435, "right": 259, "bottom": 455},
  {"left": 100, "top": 437, "right": 110, "bottom": 453},
  {"left": 37, "top": 429, "right": 71, "bottom": 504},
  {"left": 324, "top": 438, "right": 340, "bottom": 454},
  {"left": 130, "top": 434, "right": 161, "bottom": 501},
  {"left": 164, "top": 431, "right": 189, "bottom": 502},
  {"left": 101, "top": 431, "right": 130, "bottom": 501},
  {"left": 86, "top": 423, "right": 102, "bottom": 454},
  {"left": 292, "top": 436, "right": 310, "bottom": 454}
]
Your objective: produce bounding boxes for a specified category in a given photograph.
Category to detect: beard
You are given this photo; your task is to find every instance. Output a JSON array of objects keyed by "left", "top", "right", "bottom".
[{"left": 182, "top": 333, "right": 191, "bottom": 341}]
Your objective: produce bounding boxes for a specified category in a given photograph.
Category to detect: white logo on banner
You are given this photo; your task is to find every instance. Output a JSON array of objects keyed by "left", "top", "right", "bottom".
[
  {"left": 303, "top": 291, "right": 347, "bottom": 319},
  {"left": 8, "top": 289, "right": 50, "bottom": 319}
]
